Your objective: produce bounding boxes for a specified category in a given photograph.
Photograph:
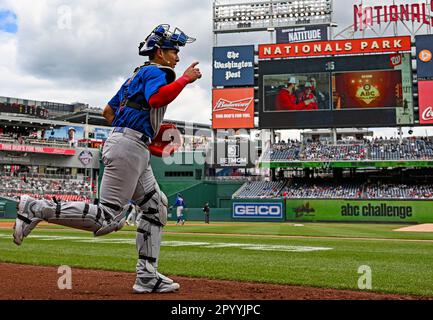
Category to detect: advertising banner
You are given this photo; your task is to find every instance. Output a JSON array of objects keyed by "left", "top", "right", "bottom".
[
  {"left": 233, "top": 202, "right": 283, "bottom": 219},
  {"left": 44, "top": 125, "right": 85, "bottom": 147},
  {"left": 286, "top": 199, "right": 433, "bottom": 223},
  {"left": 276, "top": 25, "right": 328, "bottom": 44},
  {"left": 416, "top": 35, "right": 433, "bottom": 79},
  {"left": 212, "top": 88, "right": 255, "bottom": 129},
  {"left": 213, "top": 45, "right": 255, "bottom": 86},
  {"left": 418, "top": 80, "right": 433, "bottom": 124},
  {"left": 212, "top": 137, "right": 256, "bottom": 168},
  {"left": 259, "top": 36, "right": 411, "bottom": 59},
  {"left": 94, "top": 127, "right": 111, "bottom": 140},
  {"left": 0, "top": 143, "right": 76, "bottom": 155}
]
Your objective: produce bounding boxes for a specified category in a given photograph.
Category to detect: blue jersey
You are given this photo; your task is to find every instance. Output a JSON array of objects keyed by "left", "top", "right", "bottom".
[
  {"left": 108, "top": 64, "right": 175, "bottom": 139},
  {"left": 174, "top": 196, "right": 185, "bottom": 207}
]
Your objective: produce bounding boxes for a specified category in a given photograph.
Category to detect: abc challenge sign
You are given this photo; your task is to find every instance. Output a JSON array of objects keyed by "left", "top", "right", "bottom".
[
  {"left": 213, "top": 45, "right": 255, "bottom": 86},
  {"left": 233, "top": 203, "right": 283, "bottom": 219}
]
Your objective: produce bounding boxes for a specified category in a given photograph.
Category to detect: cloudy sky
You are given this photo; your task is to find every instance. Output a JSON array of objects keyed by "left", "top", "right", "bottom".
[{"left": 0, "top": 0, "right": 431, "bottom": 138}]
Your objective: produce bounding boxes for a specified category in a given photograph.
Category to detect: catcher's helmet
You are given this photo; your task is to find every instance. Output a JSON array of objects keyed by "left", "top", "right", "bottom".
[{"left": 138, "top": 24, "right": 196, "bottom": 56}]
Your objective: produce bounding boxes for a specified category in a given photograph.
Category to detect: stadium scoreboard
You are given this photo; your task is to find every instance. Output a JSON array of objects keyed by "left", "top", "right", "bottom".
[
  {"left": 258, "top": 52, "right": 413, "bottom": 129},
  {"left": 212, "top": 32, "right": 433, "bottom": 130}
]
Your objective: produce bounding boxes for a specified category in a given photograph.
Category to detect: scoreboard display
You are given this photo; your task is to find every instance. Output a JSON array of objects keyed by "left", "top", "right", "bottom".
[
  {"left": 0, "top": 102, "right": 49, "bottom": 119},
  {"left": 258, "top": 53, "right": 413, "bottom": 129}
]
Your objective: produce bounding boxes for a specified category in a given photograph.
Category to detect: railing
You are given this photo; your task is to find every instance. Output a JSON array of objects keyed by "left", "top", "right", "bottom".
[
  {"left": 0, "top": 136, "right": 72, "bottom": 148},
  {"left": 203, "top": 175, "right": 263, "bottom": 182},
  {"left": 0, "top": 173, "right": 85, "bottom": 180},
  {"left": 0, "top": 188, "right": 92, "bottom": 197}
]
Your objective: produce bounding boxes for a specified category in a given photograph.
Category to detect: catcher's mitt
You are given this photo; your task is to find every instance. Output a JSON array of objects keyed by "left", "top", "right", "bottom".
[{"left": 148, "top": 123, "right": 183, "bottom": 157}]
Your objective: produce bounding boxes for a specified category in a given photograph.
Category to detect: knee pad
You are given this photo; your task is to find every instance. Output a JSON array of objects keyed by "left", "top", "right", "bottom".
[
  {"left": 94, "top": 203, "right": 131, "bottom": 237},
  {"left": 139, "top": 186, "right": 168, "bottom": 226}
]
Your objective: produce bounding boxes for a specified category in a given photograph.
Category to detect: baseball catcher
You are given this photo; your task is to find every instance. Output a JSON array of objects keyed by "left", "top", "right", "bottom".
[{"left": 12, "top": 24, "right": 201, "bottom": 293}]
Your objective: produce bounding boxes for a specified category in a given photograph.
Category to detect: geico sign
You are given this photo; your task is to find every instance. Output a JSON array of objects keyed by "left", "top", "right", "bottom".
[{"left": 233, "top": 203, "right": 283, "bottom": 218}]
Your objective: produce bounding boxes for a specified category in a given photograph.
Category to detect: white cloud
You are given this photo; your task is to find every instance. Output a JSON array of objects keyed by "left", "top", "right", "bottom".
[
  {"left": 1, "top": 0, "right": 433, "bottom": 137},
  {"left": 0, "top": 0, "right": 213, "bottom": 121}
]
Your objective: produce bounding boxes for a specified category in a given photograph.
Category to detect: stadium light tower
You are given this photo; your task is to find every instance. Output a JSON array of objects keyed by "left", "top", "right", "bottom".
[{"left": 213, "top": 0, "right": 334, "bottom": 40}]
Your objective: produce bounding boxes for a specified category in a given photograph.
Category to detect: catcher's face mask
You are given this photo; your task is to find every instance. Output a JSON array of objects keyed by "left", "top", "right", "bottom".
[{"left": 139, "top": 24, "right": 196, "bottom": 56}]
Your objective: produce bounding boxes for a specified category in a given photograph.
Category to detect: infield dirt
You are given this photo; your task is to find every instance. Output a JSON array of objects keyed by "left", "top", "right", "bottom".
[{"left": 0, "top": 263, "right": 430, "bottom": 300}]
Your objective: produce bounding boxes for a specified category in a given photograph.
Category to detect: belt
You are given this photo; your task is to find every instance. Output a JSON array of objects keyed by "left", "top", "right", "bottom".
[{"left": 112, "top": 127, "right": 151, "bottom": 145}]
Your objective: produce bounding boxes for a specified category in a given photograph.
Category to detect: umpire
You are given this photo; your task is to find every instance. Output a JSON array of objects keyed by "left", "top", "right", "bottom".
[
  {"left": 13, "top": 24, "right": 201, "bottom": 294},
  {"left": 203, "top": 202, "right": 210, "bottom": 224}
]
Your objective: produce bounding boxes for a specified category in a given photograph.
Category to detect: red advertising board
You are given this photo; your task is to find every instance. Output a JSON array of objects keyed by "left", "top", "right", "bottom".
[
  {"left": 0, "top": 143, "right": 76, "bottom": 155},
  {"left": 258, "top": 36, "right": 411, "bottom": 59},
  {"left": 418, "top": 80, "right": 433, "bottom": 125},
  {"left": 212, "top": 88, "right": 255, "bottom": 129}
]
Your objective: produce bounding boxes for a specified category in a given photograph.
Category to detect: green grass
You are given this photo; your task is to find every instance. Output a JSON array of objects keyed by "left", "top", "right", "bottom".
[
  {"left": 1, "top": 221, "right": 433, "bottom": 296},
  {"left": 163, "top": 221, "right": 433, "bottom": 240}
]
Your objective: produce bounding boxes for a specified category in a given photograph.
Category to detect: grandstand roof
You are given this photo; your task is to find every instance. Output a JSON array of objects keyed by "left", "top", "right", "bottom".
[
  {"left": 0, "top": 113, "right": 83, "bottom": 130},
  {"left": 56, "top": 108, "right": 212, "bottom": 136},
  {"left": 55, "top": 108, "right": 107, "bottom": 126}
]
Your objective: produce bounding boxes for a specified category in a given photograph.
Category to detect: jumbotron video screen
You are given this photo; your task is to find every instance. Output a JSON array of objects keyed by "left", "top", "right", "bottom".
[{"left": 259, "top": 53, "right": 413, "bottom": 129}]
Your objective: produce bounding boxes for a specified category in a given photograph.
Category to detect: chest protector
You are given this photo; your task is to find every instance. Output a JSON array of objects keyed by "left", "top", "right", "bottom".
[
  {"left": 117, "top": 63, "right": 176, "bottom": 139},
  {"left": 118, "top": 63, "right": 181, "bottom": 157}
]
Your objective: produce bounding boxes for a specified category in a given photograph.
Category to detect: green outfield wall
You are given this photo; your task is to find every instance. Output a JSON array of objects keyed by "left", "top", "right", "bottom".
[
  {"left": 166, "top": 181, "right": 244, "bottom": 222},
  {"left": 171, "top": 198, "right": 286, "bottom": 222},
  {"left": 0, "top": 197, "right": 17, "bottom": 218},
  {"left": 285, "top": 199, "right": 433, "bottom": 223}
]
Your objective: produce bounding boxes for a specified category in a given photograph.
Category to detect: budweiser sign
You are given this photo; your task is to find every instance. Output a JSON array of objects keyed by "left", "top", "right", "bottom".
[
  {"left": 421, "top": 106, "right": 433, "bottom": 121},
  {"left": 354, "top": 1, "right": 433, "bottom": 31},
  {"left": 212, "top": 88, "right": 255, "bottom": 129},
  {"left": 213, "top": 97, "right": 254, "bottom": 112}
]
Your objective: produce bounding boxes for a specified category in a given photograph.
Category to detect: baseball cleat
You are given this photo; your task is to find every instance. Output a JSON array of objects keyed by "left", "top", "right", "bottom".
[
  {"left": 132, "top": 276, "right": 180, "bottom": 293},
  {"left": 157, "top": 272, "right": 175, "bottom": 284},
  {"left": 13, "top": 195, "right": 43, "bottom": 246}
]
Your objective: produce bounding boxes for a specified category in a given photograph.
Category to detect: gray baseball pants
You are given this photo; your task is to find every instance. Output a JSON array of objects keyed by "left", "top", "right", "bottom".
[{"left": 28, "top": 128, "right": 168, "bottom": 278}]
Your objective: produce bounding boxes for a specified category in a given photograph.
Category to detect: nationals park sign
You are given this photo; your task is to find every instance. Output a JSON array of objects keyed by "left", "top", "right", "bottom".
[
  {"left": 354, "top": 1, "right": 433, "bottom": 32},
  {"left": 258, "top": 36, "right": 411, "bottom": 59}
]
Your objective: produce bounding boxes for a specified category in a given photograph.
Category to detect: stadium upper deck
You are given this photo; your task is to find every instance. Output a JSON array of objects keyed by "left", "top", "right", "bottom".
[{"left": 260, "top": 137, "right": 433, "bottom": 169}]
